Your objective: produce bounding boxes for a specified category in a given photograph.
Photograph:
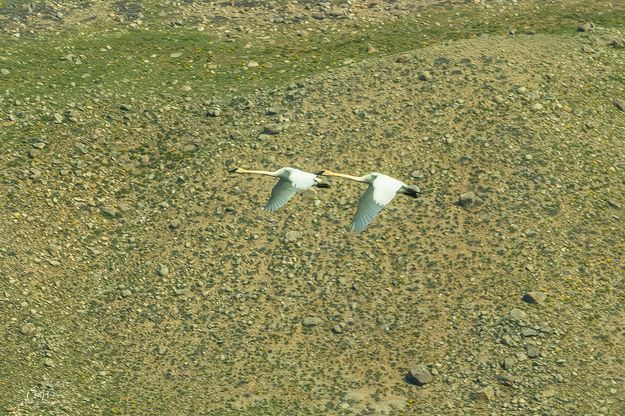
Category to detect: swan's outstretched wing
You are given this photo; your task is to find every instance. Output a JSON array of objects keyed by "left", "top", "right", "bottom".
[
  {"left": 265, "top": 178, "right": 298, "bottom": 212},
  {"left": 350, "top": 176, "right": 401, "bottom": 233},
  {"left": 350, "top": 184, "right": 386, "bottom": 233}
]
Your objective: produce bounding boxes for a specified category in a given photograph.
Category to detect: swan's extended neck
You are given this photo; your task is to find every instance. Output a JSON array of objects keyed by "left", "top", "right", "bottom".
[
  {"left": 319, "top": 170, "right": 367, "bottom": 183},
  {"left": 230, "top": 168, "right": 279, "bottom": 177}
]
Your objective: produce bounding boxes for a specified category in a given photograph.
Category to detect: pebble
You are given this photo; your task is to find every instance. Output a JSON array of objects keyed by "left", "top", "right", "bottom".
[
  {"left": 266, "top": 107, "right": 280, "bottom": 115},
  {"left": 47, "top": 244, "right": 61, "bottom": 254},
  {"left": 493, "top": 95, "right": 504, "bottom": 104},
  {"left": 509, "top": 308, "right": 526, "bottom": 321},
  {"left": 43, "top": 358, "right": 54, "bottom": 367},
  {"left": 527, "top": 345, "right": 540, "bottom": 358},
  {"left": 497, "top": 374, "right": 516, "bottom": 386},
  {"left": 158, "top": 265, "right": 169, "bottom": 277},
  {"left": 407, "top": 364, "right": 433, "bottom": 386},
  {"left": 169, "top": 52, "right": 182, "bottom": 58},
  {"left": 419, "top": 71, "right": 432, "bottom": 81},
  {"left": 263, "top": 124, "right": 282, "bottom": 135},
  {"left": 302, "top": 317, "right": 322, "bottom": 327},
  {"left": 20, "top": 323, "right": 36, "bottom": 335},
  {"left": 158, "top": 345, "right": 167, "bottom": 354},
  {"left": 502, "top": 356, "right": 516, "bottom": 370},
  {"left": 247, "top": 61, "right": 259, "bottom": 68},
  {"left": 577, "top": 22, "right": 594, "bottom": 32},
  {"left": 474, "top": 385, "right": 494, "bottom": 401},
  {"left": 332, "top": 324, "right": 343, "bottom": 334},
  {"left": 169, "top": 219, "right": 181, "bottom": 229},
  {"left": 531, "top": 103, "right": 543, "bottom": 111},
  {"left": 613, "top": 99, "right": 625, "bottom": 112},
  {"left": 523, "top": 291, "right": 547, "bottom": 305},
  {"left": 541, "top": 387, "right": 556, "bottom": 398},
  {"left": 101, "top": 206, "right": 119, "bottom": 217},
  {"left": 458, "top": 191, "right": 477, "bottom": 208},
  {"left": 121, "top": 289, "right": 132, "bottom": 297},
  {"left": 0, "top": 68, "right": 9, "bottom": 75},
  {"left": 410, "top": 170, "right": 424, "bottom": 179},
  {"left": 285, "top": 230, "right": 300, "bottom": 242},
  {"left": 53, "top": 113, "right": 63, "bottom": 123},
  {"left": 522, "top": 328, "right": 538, "bottom": 337},
  {"left": 120, "top": 104, "right": 132, "bottom": 111},
  {"left": 206, "top": 108, "right": 221, "bottom": 117}
]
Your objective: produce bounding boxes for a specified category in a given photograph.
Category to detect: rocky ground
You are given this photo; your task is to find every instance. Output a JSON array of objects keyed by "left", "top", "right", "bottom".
[{"left": 1, "top": 1, "right": 625, "bottom": 415}]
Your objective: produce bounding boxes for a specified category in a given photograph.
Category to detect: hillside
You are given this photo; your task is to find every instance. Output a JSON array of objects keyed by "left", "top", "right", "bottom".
[{"left": 1, "top": 1, "right": 625, "bottom": 415}]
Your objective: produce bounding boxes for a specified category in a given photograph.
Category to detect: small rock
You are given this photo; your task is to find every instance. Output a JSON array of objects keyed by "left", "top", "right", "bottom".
[
  {"left": 527, "top": 345, "right": 540, "bottom": 358},
  {"left": 169, "top": 219, "right": 181, "bottom": 229},
  {"left": 101, "top": 206, "right": 119, "bottom": 217},
  {"left": 0, "top": 68, "right": 9, "bottom": 75},
  {"left": 169, "top": 52, "right": 182, "bottom": 58},
  {"left": 266, "top": 107, "right": 280, "bottom": 115},
  {"left": 158, "top": 345, "right": 167, "bottom": 354},
  {"left": 53, "top": 113, "right": 63, "bottom": 123},
  {"left": 20, "top": 323, "right": 36, "bottom": 335},
  {"left": 43, "top": 358, "right": 54, "bottom": 367},
  {"left": 367, "top": 44, "right": 378, "bottom": 54},
  {"left": 523, "top": 291, "right": 547, "bottom": 304},
  {"left": 458, "top": 191, "right": 478, "bottom": 208},
  {"left": 332, "top": 324, "right": 343, "bottom": 334},
  {"left": 285, "top": 230, "right": 300, "bottom": 242},
  {"left": 509, "top": 308, "right": 526, "bottom": 321},
  {"left": 541, "top": 387, "right": 556, "bottom": 398},
  {"left": 577, "top": 22, "right": 594, "bottom": 32},
  {"left": 419, "top": 71, "right": 432, "bottom": 81},
  {"left": 120, "top": 104, "right": 132, "bottom": 111},
  {"left": 28, "top": 149, "right": 40, "bottom": 159},
  {"left": 302, "top": 317, "right": 322, "bottom": 327},
  {"left": 407, "top": 365, "right": 433, "bottom": 386},
  {"left": 522, "top": 328, "right": 539, "bottom": 337},
  {"left": 118, "top": 202, "right": 131, "bottom": 212},
  {"left": 474, "top": 386, "right": 494, "bottom": 401},
  {"left": 493, "top": 95, "right": 504, "bottom": 104},
  {"left": 410, "top": 170, "right": 424, "bottom": 179},
  {"left": 404, "top": 185, "right": 421, "bottom": 195},
  {"left": 206, "top": 108, "right": 221, "bottom": 117},
  {"left": 121, "top": 289, "right": 132, "bottom": 297},
  {"left": 497, "top": 374, "right": 516, "bottom": 386},
  {"left": 502, "top": 356, "right": 516, "bottom": 370},
  {"left": 608, "top": 38, "right": 625, "bottom": 49},
  {"left": 247, "top": 61, "right": 259, "bottom": 68},
  {"left": 263, "top": 124, "right": 282, "bottom": 135},
  {"left": 531, "top": 103, "right": 544, "bottom": 111},
  {"left": 613, "top": 99, "right": 625, "bottom": 112},
  {"left": 158, "top": 265, "right": 169, "bottom": 277}
]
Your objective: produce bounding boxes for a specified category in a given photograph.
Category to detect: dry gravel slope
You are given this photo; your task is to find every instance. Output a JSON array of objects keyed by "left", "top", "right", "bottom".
[{"left": 2, "top": 5, "right": 625, "bottom": 416}]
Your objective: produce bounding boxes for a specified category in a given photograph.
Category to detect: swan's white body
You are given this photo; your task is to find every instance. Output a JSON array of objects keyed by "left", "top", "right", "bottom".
[
  {"left": 320, "top": 171, "right": 418, "bottom": 233},
  {"left": 230, "top": 167, "right": 329, "bottom": 212}
]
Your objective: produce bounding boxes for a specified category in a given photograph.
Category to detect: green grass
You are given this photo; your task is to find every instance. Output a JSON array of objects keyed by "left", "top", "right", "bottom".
[{"left": 1, "top": 1, "right": 624, "bottom": 117}]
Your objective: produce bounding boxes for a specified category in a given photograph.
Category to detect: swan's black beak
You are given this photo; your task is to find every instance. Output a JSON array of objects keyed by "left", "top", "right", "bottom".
[
  {"left": 228, "top": 168, "right": 239, "bottom": 173},
  {"left": 316, "top": 170, "right": 327, "bottom": 176}
]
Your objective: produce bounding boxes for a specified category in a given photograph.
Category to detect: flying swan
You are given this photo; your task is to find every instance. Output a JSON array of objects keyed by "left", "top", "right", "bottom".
[
  {"left": 318, "top": 170, "right": 419, "bottom": 233},
  {"left": 229, "top": 167, "right": 330, "bottom": 212}
]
